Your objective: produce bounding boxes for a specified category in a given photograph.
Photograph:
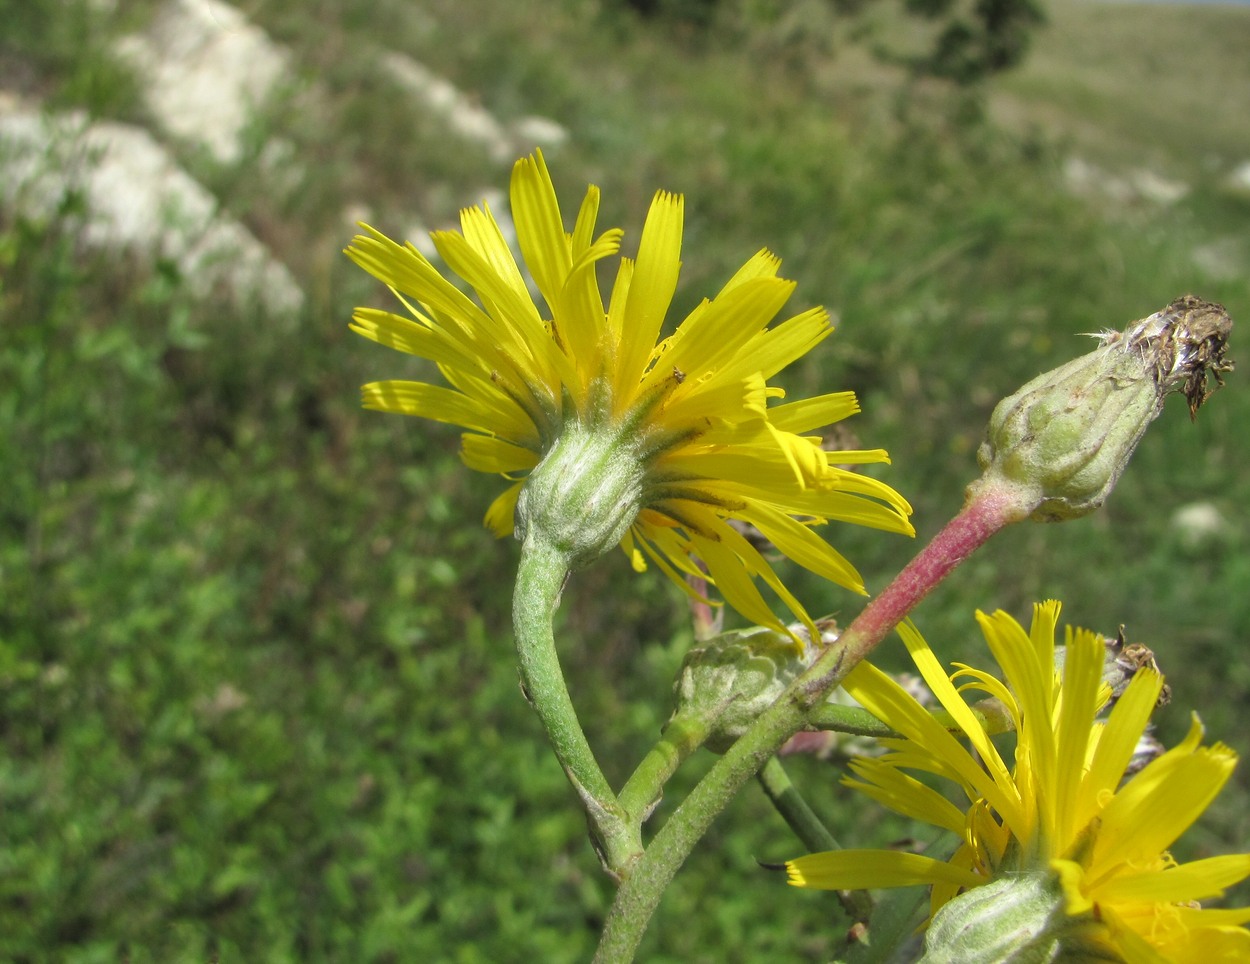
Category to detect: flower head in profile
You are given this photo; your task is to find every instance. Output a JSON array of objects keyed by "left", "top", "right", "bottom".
[
  {"left": 346, "top": 151, "right": 912, "bottom": 639},
  {"left": 787, "top": 602, "right": 1250, "bottom": 961}
]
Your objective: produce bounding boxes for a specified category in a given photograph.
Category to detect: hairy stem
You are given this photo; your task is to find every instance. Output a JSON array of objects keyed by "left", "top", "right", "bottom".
[
  {"left": 618, "top": 713, "right": 710, "bottom": 826},
  {"left": 514, "top": 536, "right": 642, "bottom": 876},
  {"left": 757, "top": 756, "right": 873, "bottom": 922}
]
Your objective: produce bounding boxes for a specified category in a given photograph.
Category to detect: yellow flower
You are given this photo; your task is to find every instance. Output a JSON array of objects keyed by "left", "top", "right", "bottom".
[
  {"left": 345, "top": 151, "right": 912, "bottom": 638},
  {"left": 787, "top": 602, "right": 1250, "bottom": 961}
]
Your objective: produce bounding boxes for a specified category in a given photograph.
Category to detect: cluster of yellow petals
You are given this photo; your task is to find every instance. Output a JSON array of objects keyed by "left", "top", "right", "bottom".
[
  {"left": 787, "top": 602, "right": 1250, "bottom": 961},
  {"left": 346, "top": 151, "right": 912, "bottom": 638}
]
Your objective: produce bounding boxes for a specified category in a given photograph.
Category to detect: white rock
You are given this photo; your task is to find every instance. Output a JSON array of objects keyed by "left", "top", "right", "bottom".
[
  {"left": 1190, "top": 238, "right": 1243, "bottom": 281},
  {"left": 1062, "top": 156, "right": 1188, "bottom": 205},
  {"left": 342, "top": 202, "right": 374, "bottom": 233},
  {"left": 1227, "top": 161, "right": 1250, "bottom": 195},
  {"left": 1062, "top": 156, "right": 1133, "bottom": 203},
  {"left": 1129, "top": 168, "right": 1189, "bottom": 205},
  {"left": 402, "top": 220, "right": 439, "bottom": 261},
  {"left": 511, "top": 115, "right": 570, "bottom": 152},
  {"left": 115, "top": 0, "right": 291, "bottom": 165},
  {"left": 0, "top": 105, "right": 303, "bottom": 317},
  {"left": 1170, "top": 501, "right": 1228, "bottom": 551},
  {"left": 380, "top": 51, "right": 514, "bottom": 165}
]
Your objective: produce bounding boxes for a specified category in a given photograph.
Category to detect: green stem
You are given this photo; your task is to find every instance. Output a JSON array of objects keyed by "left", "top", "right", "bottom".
[
  {"left": 805, "top": 697, "right": 1013, "bottom": 737},
  {"left": 757, "top": 757, "right": 875, "bottom": 926},
  {"left": 757, "top": 756, "right": 839, "bottom": 853},
  {"left": 514, "top": 535, "right": 642, "bottom": 876},
  {"left": 593, "top": 480, "right": 1031, "bottom": 961},
  {"left": 804, "top": 702, "right": 900, "bottom": 737},
  {"left": 618, "top": 712, "right": 710, "bottom": 826}
]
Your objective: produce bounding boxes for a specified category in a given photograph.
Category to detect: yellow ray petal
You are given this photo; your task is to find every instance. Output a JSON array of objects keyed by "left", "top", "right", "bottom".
[
  {"left": 900, "top": 622, "right": 1016, "bottom": 792},
  {"left": 977, "top": 610, "right": 1057, "bottom": 826},
  {"left": 717, "top": 248, "right": 782, "bottom": 290},
  {"left": 687, "top": 530, "right": 788, "bottom": 636},
  {"left": 459, "top": 201, "right": 534, "bottom": 315},
  {"left": 1051, "top": 629, "right": 1105, "bottom": 848},
  {"left": 430, "top": 230, "right": 561, "bottom": 379},
  {"left": 627, "top": 524, "right": 719, "bottom": 606},
  {"left": 617, "top": 191, "right": 683, "bottom": 382},
  {"left": 658, "top": 372, "right": 774, "bottom": 428},
  {"left": 762, "top": 474, "right": 913, "bottom": 530},
  {"left": 660, "top": 446, "right": 810, "bottom": 498},
  {"left": 845, "top": 759, "right": 968, "bottom": 834},
  {"left": 510, "top": 150, "right": 572, "bottom": 311},
  {"left": 743, "top": 502, "right": 866, "bottom": 594},
  {"left": 483, "top": 481, "right": 523, "bottom": 537},
  {"left": 362, "top": 380, "right": 533, "bottom": 441},
  {"left": 844, "top": 648, "right": 1024, "bottom": 833},
  {"left": 1080, "top": 669, "right": 1165, "bottom": 828},
  {"left": 1097, "top": 907, "right": 1173, "bottom": 964},
  {"left": 460, "top": 434, "right": 540, "bottom": 474},
  {"left": 787, "top": 849, "right": 984, "bottom": 891},
  {"left": 350, "top": 307, "right": 489, "bottom": 377},
  {"left": 1173, "top": 905, "right": 1250, "bottom": 928},
  {"left": 346, "top": 227, "right": 495, "bottom": 338},
  {"left": 569, "top": 184, "right": 601, "bottom": 258},
  {"left": 719, "top": 306, "right": 833, "bottom": 384},
  {"left": 554, "top": 229, "right": 622, "bottom": 396},
  {"left": 1093, "top": 718, "right": 1235, "bottom": 873},
  {"left": 631, "top": 516, "right": 709, "bottom": 577},
  {"left": 1157, "top": 923, "right": 1250, "bottom": 964},
  {"left": 644, "top": 277, "right": 795, "bottom": 396},
  {"left": 1097, "top": 854, "right": 1250, "bottom": 905},
  {"left": 769, "top": 391, "right": 861, "bottom": 434},
  {"left": 766, "top": 422, "right": 830, "bottom": 488}
]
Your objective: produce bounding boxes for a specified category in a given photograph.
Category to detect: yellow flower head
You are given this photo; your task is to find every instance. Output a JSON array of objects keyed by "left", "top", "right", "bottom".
[
  {"left": 346, "top": 151, "right": 912, "bottom": 639},
  {"left": 787, "top": 602, "right": 1250, "bottom": 961}
]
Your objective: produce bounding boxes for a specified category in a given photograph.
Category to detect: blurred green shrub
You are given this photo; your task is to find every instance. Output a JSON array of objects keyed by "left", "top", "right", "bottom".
[{"left": 610, "top": 0, "right": 1045, "bottom": 83}]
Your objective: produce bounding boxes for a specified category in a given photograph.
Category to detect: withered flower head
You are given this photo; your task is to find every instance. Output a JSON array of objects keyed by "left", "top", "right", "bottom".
[{"left": 976, "top": 295, "right": 1234, "bottom": 522}]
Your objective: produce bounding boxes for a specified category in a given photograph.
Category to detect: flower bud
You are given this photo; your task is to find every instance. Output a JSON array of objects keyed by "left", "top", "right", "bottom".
[
  {"left": 977, "top": 296, "right": 1233, "bottom": 522},
  {"left": 515, "top": 425, "right": 647, "bottom": 569},
  {"left": 921, "top": 873, "right": 1109, "bottom": 963},
  {"left": 671, "top": 624, "right": 828, "bottom": 753}
]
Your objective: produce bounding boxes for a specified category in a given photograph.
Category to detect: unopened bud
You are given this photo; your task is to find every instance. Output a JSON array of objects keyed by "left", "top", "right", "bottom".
[
  {"left": 515, "top": 425, "right": 646, "bottom": 569},
  {"left": 921, "top": 873, "right": 1108, "bottom": 963},
  {"left": 977, "top": 295, "right": 1233, "bottom": 522},
  {"left": 671, "top": 624, "right": 826, "bottom": 753}
]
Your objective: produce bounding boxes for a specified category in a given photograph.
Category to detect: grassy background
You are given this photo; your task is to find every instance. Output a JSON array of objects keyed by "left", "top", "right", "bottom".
[{"left": 3, "top": 0, "right": 1250, "bottom": 960}]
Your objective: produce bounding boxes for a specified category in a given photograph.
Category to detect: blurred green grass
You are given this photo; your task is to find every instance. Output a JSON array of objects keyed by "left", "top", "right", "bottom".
[
  {"left": 991, "top": 0, "right": 1250, "bottom": 171},
  {"left": 3, "top": 0, "right": 1249, "bottom": 960}
]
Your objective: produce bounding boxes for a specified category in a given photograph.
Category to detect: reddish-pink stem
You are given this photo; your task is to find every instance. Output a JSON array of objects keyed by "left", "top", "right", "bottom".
[{"left": 833, "top": 476, "right": 1032, "bottom": 675}]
